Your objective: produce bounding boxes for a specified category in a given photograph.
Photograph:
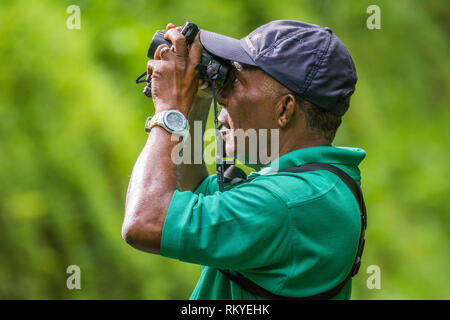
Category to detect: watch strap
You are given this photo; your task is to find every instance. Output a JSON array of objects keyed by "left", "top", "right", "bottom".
[
  {"left": 144, "top": 116, "right": 152, "bottom": 133},
  {"left": 144, "top": 110, "right": 189, "bottom": 138},
  {"left": 149, "top": 112, "right": 164, "bottom": 129}
]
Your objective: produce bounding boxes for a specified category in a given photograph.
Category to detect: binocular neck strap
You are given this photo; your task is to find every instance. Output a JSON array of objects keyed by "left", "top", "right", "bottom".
[{"left": 212, "top": 80, "right": 225, "bottom": 192}]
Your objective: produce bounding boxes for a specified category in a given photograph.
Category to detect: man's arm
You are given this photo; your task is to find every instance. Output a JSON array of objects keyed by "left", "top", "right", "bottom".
[
  {"left": 122, "top": 26, "right": 202, "bottom": 254},
  {"left": 122, "top": 126, "right": 180, "bottom": 254}
]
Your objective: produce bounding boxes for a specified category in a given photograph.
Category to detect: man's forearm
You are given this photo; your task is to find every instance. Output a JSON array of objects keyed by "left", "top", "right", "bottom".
[
  {"left": 122, "top": 97, "right": 211, "bottom": 252},
  {"left": 178, "top": 96, "right": 211, "bottom": 191},
  {"left": 122, "top": 126, "right": 180, "bottom": 253}
]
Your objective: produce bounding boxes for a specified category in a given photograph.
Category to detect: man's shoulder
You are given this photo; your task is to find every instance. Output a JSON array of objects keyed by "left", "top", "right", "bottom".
[{"left": 240, "top": 169, "right": 343, "bottom": 208}]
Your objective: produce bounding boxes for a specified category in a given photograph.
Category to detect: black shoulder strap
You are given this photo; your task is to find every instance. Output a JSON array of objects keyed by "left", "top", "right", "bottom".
[{"left": 219, "top": 162, "right": 367, "bottom": 300}]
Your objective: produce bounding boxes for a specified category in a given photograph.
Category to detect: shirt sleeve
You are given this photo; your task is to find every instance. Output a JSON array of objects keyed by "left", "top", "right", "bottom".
[
  {"left": 193, "top": 174, "right": 219, "bottom": 196},
  {"left": 160, "top": 179, "right": 291, "bottom": 271}
]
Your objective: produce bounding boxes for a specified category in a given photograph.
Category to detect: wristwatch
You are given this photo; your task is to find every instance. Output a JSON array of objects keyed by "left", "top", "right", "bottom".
[{"left": 145, "top": 110, "right": 189, "bottom": 138}]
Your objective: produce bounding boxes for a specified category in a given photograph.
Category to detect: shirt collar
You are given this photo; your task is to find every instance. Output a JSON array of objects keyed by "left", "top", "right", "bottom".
[{"left": 247, "top": 146, "right": 366, "bottom": 178}]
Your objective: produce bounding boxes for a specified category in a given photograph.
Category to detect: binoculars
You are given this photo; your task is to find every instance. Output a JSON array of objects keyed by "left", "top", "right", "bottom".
[{"left": 136, "top": 21, "right": 230, "bottom": 98}]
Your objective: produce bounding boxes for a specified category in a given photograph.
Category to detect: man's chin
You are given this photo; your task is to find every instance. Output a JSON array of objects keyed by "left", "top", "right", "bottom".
[{"left": 224, "top": 144, "right": 236, "bottom": 159}]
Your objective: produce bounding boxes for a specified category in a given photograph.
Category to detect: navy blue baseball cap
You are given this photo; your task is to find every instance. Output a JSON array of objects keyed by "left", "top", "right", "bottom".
[{"left": 200, "top": 20, "right": 357, "bottom": 116}]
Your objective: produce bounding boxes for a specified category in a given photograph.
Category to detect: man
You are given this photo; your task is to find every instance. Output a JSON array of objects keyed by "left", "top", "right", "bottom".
[{"left": 122, "top": 20, "right": 366, "bottom": 300}]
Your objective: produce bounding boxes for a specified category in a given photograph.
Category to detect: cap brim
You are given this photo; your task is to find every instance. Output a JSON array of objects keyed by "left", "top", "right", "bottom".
[{"left": 200, "top": 30, "right": 257, "bottom": 66}]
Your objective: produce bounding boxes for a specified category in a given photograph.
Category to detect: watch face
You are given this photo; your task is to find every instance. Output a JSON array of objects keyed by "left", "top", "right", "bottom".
[{"left": 164, "top": 110, "right": 187, "bottom": 132}]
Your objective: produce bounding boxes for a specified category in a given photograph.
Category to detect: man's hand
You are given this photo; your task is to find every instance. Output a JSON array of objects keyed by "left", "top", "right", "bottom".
[
  {"left": 147, "top": 25, "right": 203, "bottom": 117},
  {"left": 151, "top": 24, "right": 211, "bottom": 192}
]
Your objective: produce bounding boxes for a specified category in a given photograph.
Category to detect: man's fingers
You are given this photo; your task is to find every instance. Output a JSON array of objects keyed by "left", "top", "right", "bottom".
[
  {"left": 154, "top": 44, "right": 173, "bottom": 61},
  {"left": 164, "top": 28, "right": 187, "bottom": 58},
  {"left": 166, "top": 23, "right": 176, "bottom": 30},
  {"left": 147, "top": 59, "right": 164, "bottom": 75},
  {"left": 147, "top": 60, "right": 154, "bottom": 75},
  {"left": 165, "top": 23, "right": 182, "bottom": 35}
]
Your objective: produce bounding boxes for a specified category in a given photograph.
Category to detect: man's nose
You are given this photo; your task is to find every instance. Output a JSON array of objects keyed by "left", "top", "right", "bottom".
[{"left": 217, "top": 108, "right": 229, "bottom": 129}]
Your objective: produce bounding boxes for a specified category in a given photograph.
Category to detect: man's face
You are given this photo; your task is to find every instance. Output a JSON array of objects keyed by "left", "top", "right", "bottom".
[{"left": 217, "top": 62, "right": 280, "bottom": 166}]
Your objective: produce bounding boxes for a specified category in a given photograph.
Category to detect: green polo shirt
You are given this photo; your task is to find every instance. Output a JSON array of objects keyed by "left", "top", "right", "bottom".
[{"left": 160, "top": 146, "right": 366, "bottom": 300}]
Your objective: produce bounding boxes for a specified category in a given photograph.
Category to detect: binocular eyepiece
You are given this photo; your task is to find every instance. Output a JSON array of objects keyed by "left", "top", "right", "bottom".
[{"left": 136, "top": 22, "right": 231, "bottom": 98}]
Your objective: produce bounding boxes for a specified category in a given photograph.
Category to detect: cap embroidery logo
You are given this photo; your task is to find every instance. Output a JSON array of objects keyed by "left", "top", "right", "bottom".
[
  {"left": 245, "top": 36, "right": 256, "bottom": 53},
  {"left": 251, "top": 33, "right": 261, "bottom": 41}
]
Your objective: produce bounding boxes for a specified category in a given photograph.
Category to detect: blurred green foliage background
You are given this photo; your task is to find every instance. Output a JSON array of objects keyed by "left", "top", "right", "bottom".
[{"left": 0, "top": 0, "right": 448, "bottom": 299}]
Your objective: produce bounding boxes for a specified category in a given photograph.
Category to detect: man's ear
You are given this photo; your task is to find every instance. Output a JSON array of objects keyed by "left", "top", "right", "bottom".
[{"left": 275, "top": 94, "right": 297, "bottom": 128}]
